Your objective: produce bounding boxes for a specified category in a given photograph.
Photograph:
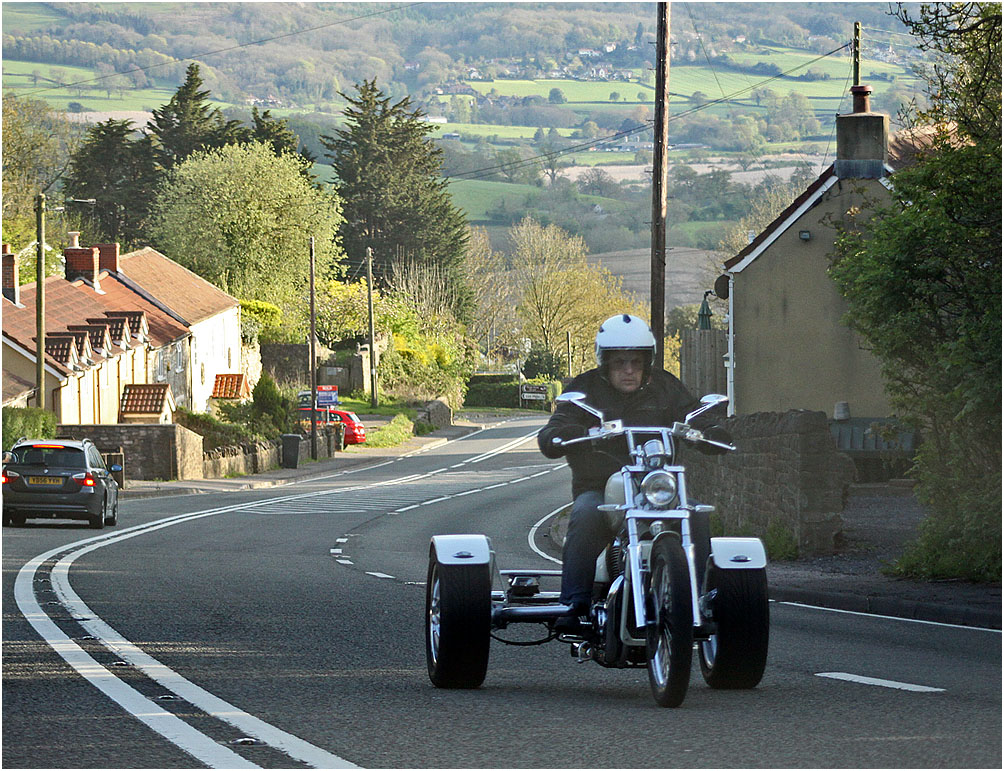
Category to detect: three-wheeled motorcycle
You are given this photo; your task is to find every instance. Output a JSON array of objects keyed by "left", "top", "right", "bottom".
[{"left": 425, "top": 392, "right": 769, "bottom": 707}]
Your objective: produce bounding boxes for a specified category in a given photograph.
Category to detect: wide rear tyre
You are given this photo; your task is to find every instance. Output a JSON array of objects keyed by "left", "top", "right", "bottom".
[
  {"left": 425, "top": 547, "right": 491, "bottom": 688},
  {"left": 646, "top": 535, "right": 693, "bottom": 708},
  {"left": 699, "top": 565, "right": 769, "bottom": 689}
]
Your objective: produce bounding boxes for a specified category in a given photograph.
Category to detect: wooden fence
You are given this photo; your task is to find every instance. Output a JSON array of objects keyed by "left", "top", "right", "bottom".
[{"left": 680, "top": 329, "right": 727, "bottom": 397}]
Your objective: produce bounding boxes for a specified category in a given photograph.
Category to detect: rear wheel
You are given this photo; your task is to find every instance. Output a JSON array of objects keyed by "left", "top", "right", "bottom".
[
  {"left": 699, "top": 565, "right": 769, "bottom": 689},
  {"left": 426, "top": 547, "right": 491, "bottom": 688},
  {"left": 89, "top": 499, "right": 106, "bottom": 529},
  {"left": 11, "top": 513, "right": 27, "bottom": 527},
  {"left": 104, "top": 497, "right": 118, "bottom": 526},
  {"left": 646, "top": 535, "right": 693, "bottom": 707}
]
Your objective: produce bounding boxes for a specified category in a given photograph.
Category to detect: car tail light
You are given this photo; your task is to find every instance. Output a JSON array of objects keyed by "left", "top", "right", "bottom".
[
  {"left": 2, "top": 469, "right": 19, "bottom": 484},
  {"left": 72, "top": 472, "right": 96, "bottom": 487}
]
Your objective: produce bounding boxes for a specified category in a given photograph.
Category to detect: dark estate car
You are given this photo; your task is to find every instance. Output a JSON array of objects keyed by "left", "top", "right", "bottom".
[{"left": 2, "top": 438, "right": 120, "bottom": 529}]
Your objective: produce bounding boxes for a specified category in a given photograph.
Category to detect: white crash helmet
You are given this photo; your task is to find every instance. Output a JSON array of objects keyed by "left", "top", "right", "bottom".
[{"left": 594, "top": 313, "right": 656, "bottom": 368}]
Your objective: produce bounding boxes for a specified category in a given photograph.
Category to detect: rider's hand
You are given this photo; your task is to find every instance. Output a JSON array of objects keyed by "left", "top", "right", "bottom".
[
  {"left": 700, "top": 425, "right": 733, "bottom": 455},
  {"left": 554, "top": 424, "right": 587, "bottom": 443}
]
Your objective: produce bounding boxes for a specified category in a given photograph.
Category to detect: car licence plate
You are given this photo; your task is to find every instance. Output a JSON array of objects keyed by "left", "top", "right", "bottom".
[{"left": 28, "top": 476, "right": 63, "bottom": 485}]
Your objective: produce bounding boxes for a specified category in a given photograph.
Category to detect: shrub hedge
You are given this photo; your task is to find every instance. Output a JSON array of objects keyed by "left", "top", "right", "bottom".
[
  {"left": 3, "top": 407, "right": 57, "bottom": 451},
  {"left": 463, "top": 376, "right": 561, "bottom": 409}
]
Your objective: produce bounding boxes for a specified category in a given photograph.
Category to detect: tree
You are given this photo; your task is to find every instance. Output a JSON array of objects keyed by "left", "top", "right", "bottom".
[
  {"left": 897, "top": 2, "right": 1001, "bottom": 143},
  {"left": 63, "top": 119, "right": 160, "bottom": 246},
  {"left": 510, "top": 217, "right": 646, "bottom": 372},
  {"left": 251, "top": 107, "right": 314, "bottom": 167},
  {"left": 577, "top": 167, "right": 617, "bottom": 197},
  {"left": 1, "top": 94, "right": 81, "bottom": 245},
  {"left": 462, "top": 226, "right": 520, "bottom": 358},
  {"left": 548, "top": 87, "right": 567, "bottom": 104},
  {"left": 830, "top": 3, "right": 1002, "bottom": 582},
  {"left": 147, "top": 63, "right": 248, "bottom": 169},
  {"left": 150, "top": 142, "right": 343, "bottom": 321},
  {"left": 320, "top": 79, "right": 470, "bottom": 320}
]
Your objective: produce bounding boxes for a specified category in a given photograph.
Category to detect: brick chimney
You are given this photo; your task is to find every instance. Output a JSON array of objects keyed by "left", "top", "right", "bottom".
[
  {"left": 2, "top": 244, "right": 19, "bottom": 305},
  {"left": 96, "top": 243, "right": 120, "bottom": 273},
  {"left": 64, "top": 232, "right": 100, "bottom": 289},
  {"left": 836, "top": 84, "right": 889, "bottom": 179}
]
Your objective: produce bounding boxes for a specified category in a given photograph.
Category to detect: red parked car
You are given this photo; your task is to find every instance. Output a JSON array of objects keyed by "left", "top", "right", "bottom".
[{"left": 297, "top": 407, "right": 366, "bottom": 444}]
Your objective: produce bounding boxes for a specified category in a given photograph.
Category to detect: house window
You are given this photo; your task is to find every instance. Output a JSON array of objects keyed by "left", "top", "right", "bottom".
[
  {"left": 157, "top": 350, "right": 165, "bottom": 380},
  {"left": 175, "top": 342, "right": 184, "bottom": 371},
  {"left": 200, "top": 362, "right": 205, "bottom": 385}
]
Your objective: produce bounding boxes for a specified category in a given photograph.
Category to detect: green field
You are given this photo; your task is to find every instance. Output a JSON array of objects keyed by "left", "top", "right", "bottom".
[
  {"left": 445, "top": 179, "right": 542, "bottom": 220},
  {"left": 1, "top": 59, "right": 198, "bottom": 113},
  {"left": 0, "top": 2, "right": 67, "bottom": 31}
]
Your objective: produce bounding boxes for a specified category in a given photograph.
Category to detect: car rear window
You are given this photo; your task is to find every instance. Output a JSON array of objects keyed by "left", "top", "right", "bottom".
[{"left": 15, "top": 446, "right": 86, "bottom": 468}]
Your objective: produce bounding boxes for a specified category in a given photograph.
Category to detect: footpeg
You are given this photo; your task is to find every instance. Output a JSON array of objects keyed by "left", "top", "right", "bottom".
[{"left": 570, "top": 641, "right": 594, "bottom": 663}]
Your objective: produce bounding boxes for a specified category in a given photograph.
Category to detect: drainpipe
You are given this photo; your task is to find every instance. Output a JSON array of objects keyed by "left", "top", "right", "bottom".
[{"left": 726, "top": 273, "right": 735, "bottom": 417}]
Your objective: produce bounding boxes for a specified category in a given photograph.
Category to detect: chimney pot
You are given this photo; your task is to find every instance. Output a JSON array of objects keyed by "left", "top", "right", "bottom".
[
  {"left": 68, "top": 231, "right": 81, "bottom": 248},
  {"left": 851, "top": 84, "right": 873, "bottom": 114}
]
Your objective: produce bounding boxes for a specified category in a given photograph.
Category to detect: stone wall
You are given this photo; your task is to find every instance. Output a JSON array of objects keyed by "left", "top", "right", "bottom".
[
  {"left": 417, "top": 397, "right": 453, "bottom": 428},
  {"left": 260, "top": 341, "right": 331, "bottom": 385},
  {"left": 57, "top": 423, "right": 204, "bottom": 482},
  {"left": 684, "top": 410, "right": 856, "bottom": 556},
  {"left": 203, "top": 440, "right": 280, "bottom": 479}
]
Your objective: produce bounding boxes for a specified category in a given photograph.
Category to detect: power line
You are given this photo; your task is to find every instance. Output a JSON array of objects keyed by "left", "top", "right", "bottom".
[
  {"left": 16, "top": 3, "right": 422, "bottom": 98},
  {"left": 446, "top": 42, "right": 852, "bottom": 183}
]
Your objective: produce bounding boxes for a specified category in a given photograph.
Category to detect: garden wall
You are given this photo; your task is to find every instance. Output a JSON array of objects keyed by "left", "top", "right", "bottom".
[
  {"left": 57, "top": 423, "right": 204, "bottom": 482},
  {"left": 684, "top": 410, "right": 856, "bottom": 556}
]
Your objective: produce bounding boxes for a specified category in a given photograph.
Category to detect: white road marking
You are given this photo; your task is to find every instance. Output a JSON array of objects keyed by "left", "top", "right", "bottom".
[
  {"left": 816, "top": 672, "right": 945, "bottom": 692},
  {"left": 336, "top": 538, "right": 348, "bottom": 543},
  {"left": 17, "top": 529, "right": 357, "bottom": 769},
  {"left": 13, "top": 420, "right": 552, "bottom": 767},
  {"left": 330, "top": 548, "right": 342, "bottom": 554},
  {"left": 366, "top": 572, "right": 395, "bottom": 579},
  {"left": 778, "top": 601, "right": 1003, "bottom": 632},
  {"left": 527, "top": 503, "right": 568, "bottom": 565}
]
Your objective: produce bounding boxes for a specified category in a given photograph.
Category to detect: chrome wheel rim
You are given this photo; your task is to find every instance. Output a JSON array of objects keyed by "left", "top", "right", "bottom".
[
  {"left": 650, "top": 565, "right": 672, "bottom": 688},
  {"left": 428, "top": 571, "right": 442, "bottom": 667},
  {"left": 701, "top": 634, "right": 718, "bottom": 668}
]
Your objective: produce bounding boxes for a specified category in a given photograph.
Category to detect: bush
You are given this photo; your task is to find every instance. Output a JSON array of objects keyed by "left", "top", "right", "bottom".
[
  {"left": 3, "top": 407, "right": 57, "bottom": 450},
  {"left": 365, "top": 413, "right": 415, "bottom": 448},
  {"left": 175, "top": 406, "right": 258, "bottom": 451},
  {"left": 523, "top": 346, "right": 564, "bottom": 379},
  {"left": 464, "top": 378, "right": 519, "bottom": 408}
]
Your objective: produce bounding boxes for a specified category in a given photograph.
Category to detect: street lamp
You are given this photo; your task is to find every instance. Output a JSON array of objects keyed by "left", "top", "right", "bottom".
[{"left": 34, "top": 195, "right": 96, "bottom": 410}]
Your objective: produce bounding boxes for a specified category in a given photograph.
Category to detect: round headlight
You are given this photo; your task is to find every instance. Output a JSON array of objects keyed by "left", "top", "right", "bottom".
[{"left": 640, "top": 470, "right": 678, "bottom": 508}]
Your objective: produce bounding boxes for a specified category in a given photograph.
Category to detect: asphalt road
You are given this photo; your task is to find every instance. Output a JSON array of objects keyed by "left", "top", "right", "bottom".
[{"left": 3, "top": 417, "right": 1001, "bottom": 768}]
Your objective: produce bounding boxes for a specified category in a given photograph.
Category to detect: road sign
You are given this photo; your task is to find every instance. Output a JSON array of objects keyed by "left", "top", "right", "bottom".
[{"left": 520, "top": 384, "right": 547, "bottom": 401}]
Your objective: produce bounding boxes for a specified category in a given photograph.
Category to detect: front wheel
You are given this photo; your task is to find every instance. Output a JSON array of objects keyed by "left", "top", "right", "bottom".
[
  {"left": 425, "top": 547, "right": 491, "bottom": 688},
  {"left": 699, "top": 565, "right": 769, "bottom": 689},
  {"left": 646, "top": 535, "right": 694, "bottom": 707}
]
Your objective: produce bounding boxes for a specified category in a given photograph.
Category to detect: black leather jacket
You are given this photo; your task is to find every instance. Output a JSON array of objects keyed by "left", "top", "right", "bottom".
[{"left": 537, "top": 367, "right": 719, "bottom": 498}]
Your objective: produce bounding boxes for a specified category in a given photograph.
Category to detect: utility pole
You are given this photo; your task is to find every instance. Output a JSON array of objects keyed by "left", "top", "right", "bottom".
[
  {"left": 650, "top": 1, "right": 670, "bottom": 369},
  {"left": 566, "top": 330, "right": 572, "bottom": 379},
  {"left": 309, "top": 237, "right": 318, "bottom": 460},
  {"left": 853, "top": 21, "right": 861, "bottom": 86},
  {"left": 34, "top": 193, "right": 46, "bottom": 410},
  {"left": 366, "top": 247, "right": 378, "bottom": 408}
]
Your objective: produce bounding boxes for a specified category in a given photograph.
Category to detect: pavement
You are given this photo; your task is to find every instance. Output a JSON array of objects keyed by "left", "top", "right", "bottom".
[{"left": 120, "top": 418, "right": 1001, "bottom": 631}]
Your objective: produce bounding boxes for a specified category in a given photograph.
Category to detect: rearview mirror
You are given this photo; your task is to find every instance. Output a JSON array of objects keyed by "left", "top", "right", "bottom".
[{"left": 686, "top": 393, "right": 729, "bottom": 423}]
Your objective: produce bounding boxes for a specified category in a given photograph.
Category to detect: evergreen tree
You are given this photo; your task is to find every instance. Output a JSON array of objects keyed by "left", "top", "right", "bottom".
[
  {"left": 320, "top": 79, "right": 471, "bottom": 321},
  {"left": 147, "top": 63, "right": 248, "bottom": 169},
  {"left": 63, "top": 119, "right": 159, "bottom": 246}
]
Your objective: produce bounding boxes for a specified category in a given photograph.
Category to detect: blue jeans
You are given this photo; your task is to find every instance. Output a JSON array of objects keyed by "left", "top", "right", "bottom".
[{"left": 560, "top": 490, "right": 618, "bottom": 610}]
